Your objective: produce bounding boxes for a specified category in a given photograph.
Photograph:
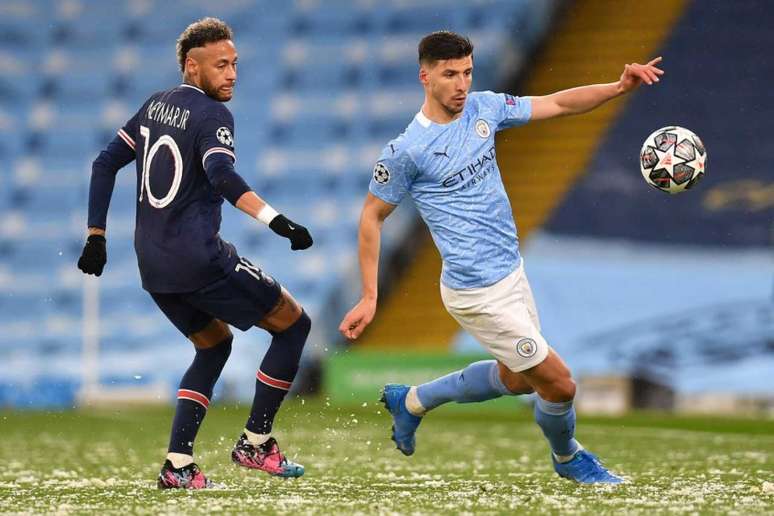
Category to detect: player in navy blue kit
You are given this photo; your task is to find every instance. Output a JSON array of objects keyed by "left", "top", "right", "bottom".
[{"left": 77, "top": 18, "right": 312, "bottom": 488}]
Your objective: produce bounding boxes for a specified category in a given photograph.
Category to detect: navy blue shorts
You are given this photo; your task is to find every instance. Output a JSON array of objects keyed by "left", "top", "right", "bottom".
[{"left": 150, "top": 256, "right": 282, "bottom": 336}]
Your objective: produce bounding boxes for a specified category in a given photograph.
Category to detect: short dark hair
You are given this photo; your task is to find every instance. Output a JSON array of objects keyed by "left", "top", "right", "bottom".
[
  {"left": 418, "top": 31, "right": 473, "bottom": 65},
  {"left": 176, "top": 17, "right": 233, "bottom": 73}
]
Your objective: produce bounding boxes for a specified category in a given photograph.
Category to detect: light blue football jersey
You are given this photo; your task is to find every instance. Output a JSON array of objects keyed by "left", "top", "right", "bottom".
[{"left": 369, "top": 91, "right": 532, "bottom": 289}]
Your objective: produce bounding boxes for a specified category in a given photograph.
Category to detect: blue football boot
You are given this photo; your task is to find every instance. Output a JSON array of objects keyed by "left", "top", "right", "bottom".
[
  {"left": 552, "top": 449, "right": 624, "bottom": 484},
  {"left": 380, "top": 384, "right": 422, "bottom": 456}
]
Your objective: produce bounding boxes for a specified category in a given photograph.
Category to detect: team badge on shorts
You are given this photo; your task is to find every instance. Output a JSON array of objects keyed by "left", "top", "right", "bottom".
[
  {"left": 216, "top": 127, "right": 233, "bottom": 146},
  {"left": 373, "top": 162, "right": 390, "bottom": 184},
  {"left": 516, "top": 338, "right": 537, "bottom": 358},
  {"left": 475, "top": 119, "right": 490, "bottom": 138}
]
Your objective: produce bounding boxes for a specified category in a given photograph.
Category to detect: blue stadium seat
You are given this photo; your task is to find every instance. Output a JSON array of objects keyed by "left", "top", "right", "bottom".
[
  {"left": 0, "top": 20, "right": 47, "bottom": 50},
  {"left": 48, "top": 17, "right": 124, "bottom": 49},
  {"left": 0, "top": 289, "right": 56, "bottom": 318},
  {"left": 42, "top": 70, "right": 113, "bottom": 105},
  {"left": 0, "top": 121, "right": 27, "bottom": 161},
  {"left": 0, "top": 72, "right": 29, "bottom": 103}
]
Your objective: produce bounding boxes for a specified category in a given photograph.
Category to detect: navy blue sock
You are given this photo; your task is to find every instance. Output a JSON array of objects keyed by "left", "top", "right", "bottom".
[
  {"left": 167, "top": 336, "right": 232, "bottom": 455},
  {"left": 246, "top": 311, "right": 311, "bottom": 434},
  {"left": 533, "top": 395, "right": 580, "bottom": 457}
]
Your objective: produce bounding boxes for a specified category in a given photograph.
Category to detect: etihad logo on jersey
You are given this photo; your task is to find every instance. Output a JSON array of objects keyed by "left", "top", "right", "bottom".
[
  {"left": 146, "top": 100, "right": 190, "bottom": 130},
  {"left": 441, "top": 145, "right": 496, "bottom": 189}
]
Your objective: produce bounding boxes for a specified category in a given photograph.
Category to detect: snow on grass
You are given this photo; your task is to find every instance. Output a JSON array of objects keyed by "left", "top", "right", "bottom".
[{"left": 0, "top": 403, "right": 772, "bottom": 514}]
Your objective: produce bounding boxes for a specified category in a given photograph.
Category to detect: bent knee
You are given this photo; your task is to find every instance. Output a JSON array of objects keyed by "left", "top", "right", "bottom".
[
  {"left": 260, "top": 289, "right": 307, "bottom": 332},
  {"left": 551, "top": 377, "right": 576, "bottom": 401},
  {"left": 286, "top": 297, "right": 303, "bottom": 319},
  {"left": 533, "top": 372, "right": 576, "bottom": 402},
  {"left": 189, "top": 319, "right": 233, "bottom": 349},
  {"left": 498, "top": 364, "right": 534, "bottom": 395},
  {"left": 502, "top": 375, "right": 534, "bottom": 395},
  {"left": 293, "top": 310, "right": 312, "bottom": 337}
]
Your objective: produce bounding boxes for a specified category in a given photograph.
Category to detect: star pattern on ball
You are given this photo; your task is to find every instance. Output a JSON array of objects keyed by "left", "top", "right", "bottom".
[{"left": 652, "top": 144, "right": 686, "bottom": 177}]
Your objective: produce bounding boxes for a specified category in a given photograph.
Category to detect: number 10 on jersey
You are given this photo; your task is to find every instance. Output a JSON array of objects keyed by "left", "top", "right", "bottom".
[{"left": 139, "top": 125, "right": 183, "bottom": 209}]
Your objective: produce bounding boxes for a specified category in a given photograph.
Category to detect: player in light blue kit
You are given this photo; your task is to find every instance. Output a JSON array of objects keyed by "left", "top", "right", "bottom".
[{"left": 339, "top": 31, "right": 664, "bottom": 484}]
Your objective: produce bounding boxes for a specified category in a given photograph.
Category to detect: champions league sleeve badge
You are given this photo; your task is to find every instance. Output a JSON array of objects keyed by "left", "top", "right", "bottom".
[
  {"left": 216, "top": 127, "right": 233, "bottom": 147},
  {"left": 373, "top": 162, "right": 390, "bottom": 184}
]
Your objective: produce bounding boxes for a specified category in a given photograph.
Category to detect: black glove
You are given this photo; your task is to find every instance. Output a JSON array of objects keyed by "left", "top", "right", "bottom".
[
  {"left": 269, "top": 215, "right": 313, "bottom": 250},
  {"left": 77, "top": 234, "right": 107, "bottom": 276}
]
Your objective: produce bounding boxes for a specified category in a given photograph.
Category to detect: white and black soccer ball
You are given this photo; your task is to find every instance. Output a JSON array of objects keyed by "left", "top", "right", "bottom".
[{"left": 640, "top": 126, "right": 707, "bottom": 194}]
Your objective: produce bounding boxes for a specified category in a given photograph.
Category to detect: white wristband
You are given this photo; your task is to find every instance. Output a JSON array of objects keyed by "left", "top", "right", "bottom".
[{"left": 256, "top": 204, "right": 279, "bottom": 225}]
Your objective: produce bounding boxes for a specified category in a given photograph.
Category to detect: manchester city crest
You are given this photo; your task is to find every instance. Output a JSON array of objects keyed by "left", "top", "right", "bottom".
[
  {"left": 516, "top": 338, "right": 537, "bottom": 358},
  {"left": 475, "top": 119, "right": 490, "bottom": 138}
]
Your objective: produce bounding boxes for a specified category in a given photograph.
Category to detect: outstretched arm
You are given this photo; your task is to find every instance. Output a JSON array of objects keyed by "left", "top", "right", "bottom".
[
  {"left": 204, "top": 154, "right": 313, "bottom": 251},
  {"left": 234, "top": 190, "right": 313, "bottom": 251},
  {"left": 339, "top": 193, "right": 397, "bottom": 340},
  {"left": 530, "top": 57, "right": 664, "bottom": 120}
]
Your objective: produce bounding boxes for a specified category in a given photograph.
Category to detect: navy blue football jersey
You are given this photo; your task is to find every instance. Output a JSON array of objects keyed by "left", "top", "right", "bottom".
[{"left": 117, "top": 84, "right": 240, "bottom": 293}]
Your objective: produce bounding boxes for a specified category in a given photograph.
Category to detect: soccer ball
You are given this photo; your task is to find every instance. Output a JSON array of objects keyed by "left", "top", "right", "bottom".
[{"left": 640, "top": 126, "right": 707, "bottom": 194}]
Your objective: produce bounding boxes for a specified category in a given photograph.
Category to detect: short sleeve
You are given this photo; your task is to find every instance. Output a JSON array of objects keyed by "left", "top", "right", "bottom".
[
  {"left": 368, "top": 144, "right": 417, "bottom": 205},
  {"left": 197, "top": 104, "right": 236, "bottom": 168},
  {"left": 478, "top": 91, "right": 532, "bottom": 131}
]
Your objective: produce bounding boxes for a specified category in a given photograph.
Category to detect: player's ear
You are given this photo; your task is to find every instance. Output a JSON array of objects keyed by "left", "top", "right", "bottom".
[
  {"left": 419, "top": 65, "right": 430, "bottom": 86},
  {"left": 185, "top": 54, "right": 200, "bottom": 78}
]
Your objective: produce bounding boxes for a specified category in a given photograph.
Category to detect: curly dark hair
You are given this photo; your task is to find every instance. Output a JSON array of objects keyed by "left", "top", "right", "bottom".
[
  {"left": 176, "top": 17, "right": 234, "bottom": 73},
  {"left": 418, "top": 31, "right": 473, "bottom": 65}
]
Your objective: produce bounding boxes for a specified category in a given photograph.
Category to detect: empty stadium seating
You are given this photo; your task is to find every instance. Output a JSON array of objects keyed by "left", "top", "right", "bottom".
[{"left": 0, "top": 0, "right": 557, "bottom": 407}]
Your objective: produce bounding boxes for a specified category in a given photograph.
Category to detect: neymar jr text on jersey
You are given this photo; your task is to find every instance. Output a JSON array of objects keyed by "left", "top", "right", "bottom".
[{"left": 146, "top": 100, "right": 191, "bottom": 130}]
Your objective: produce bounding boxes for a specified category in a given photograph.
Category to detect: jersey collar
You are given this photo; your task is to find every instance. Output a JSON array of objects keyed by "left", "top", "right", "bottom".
[
  {"left": 415, "top": 108, "right": 464, "bottom": 128},
  {"left": 415, "top": 110, "right": 432, "bottom": 128},
  {"left": 180, "top": 83, "right": 205, "bottom": 95}
]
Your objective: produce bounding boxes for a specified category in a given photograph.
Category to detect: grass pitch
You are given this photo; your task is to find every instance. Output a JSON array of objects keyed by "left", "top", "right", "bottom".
[{"left": 1, "top": 398, "right": 772, "bottom": 515}]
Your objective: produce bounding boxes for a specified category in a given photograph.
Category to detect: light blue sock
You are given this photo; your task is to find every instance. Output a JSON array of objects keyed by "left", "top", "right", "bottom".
[
  {"left": 415, "top": 360, "right": 512, "bottom": 411},
  {"left": 533, "top": 395, "right": 580, "bottom": 457}
]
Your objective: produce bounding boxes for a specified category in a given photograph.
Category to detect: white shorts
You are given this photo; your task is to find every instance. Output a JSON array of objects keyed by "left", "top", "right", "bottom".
[{"left": 440, "top": 261, "right": 549, "bottom": 372}]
